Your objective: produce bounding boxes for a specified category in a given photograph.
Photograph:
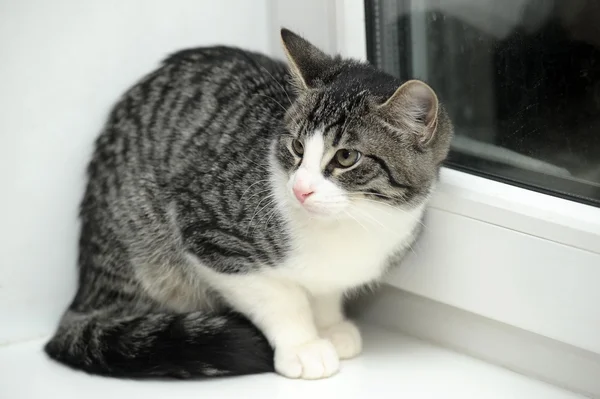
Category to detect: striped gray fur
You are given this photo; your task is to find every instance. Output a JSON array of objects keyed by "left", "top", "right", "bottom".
[{"left": 45, "top": 29, "right": 452, "bottom": 379}]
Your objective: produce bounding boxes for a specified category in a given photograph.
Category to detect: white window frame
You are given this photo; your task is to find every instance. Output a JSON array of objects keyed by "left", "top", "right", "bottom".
[{"left": 270, "top": 0, "right": 600, "bottom": 358}]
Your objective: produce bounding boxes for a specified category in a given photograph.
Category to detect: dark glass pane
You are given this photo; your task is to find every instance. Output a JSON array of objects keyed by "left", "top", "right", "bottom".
[{"left": 365, "top": 0, "right": 600, "bottom": 207}]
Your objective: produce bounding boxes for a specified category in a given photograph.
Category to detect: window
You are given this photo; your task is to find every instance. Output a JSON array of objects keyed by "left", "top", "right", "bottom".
[{"left": 365, "top": 0, "right": 600, "bottom": 207}]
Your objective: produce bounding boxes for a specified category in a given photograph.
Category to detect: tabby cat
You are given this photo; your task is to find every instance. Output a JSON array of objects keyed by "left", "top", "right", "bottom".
[{"left": 45, "top": 29, "right": 452, "bottom": 380}]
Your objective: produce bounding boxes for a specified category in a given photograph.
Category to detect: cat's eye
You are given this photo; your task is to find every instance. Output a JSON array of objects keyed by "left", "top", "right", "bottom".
[
  {"left": 335, "top": 149, "right": 361, "bottom": 168},
  {"left": 292, "top": 139, "right": 304, "bottom": 156}
]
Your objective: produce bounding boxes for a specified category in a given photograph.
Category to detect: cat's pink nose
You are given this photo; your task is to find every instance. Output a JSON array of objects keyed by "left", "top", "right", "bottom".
[
  {"left": 293, "top": 168, "right": 315, "bottom": 203},
  {"left": 293, "top": 186, "right": 314, "bottom": 204}
]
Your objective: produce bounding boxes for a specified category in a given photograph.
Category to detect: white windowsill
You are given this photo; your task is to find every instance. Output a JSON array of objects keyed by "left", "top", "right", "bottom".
[
  {"left": 433, "top": 168, "right": 600, "bottom": 253},
  {"left": 0, "top": 325, "right": 582, "bottom": 399},
  {"left": 385, "top": 168, "right": 600, "bottom": 357}
]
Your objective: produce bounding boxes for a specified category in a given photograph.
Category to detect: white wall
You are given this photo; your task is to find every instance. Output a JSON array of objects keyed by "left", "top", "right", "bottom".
[
  {"left": 0, "top": 0, "right": 270, "bottom": 344},
  {"left": 267, "top": 0, "right": 338, "bottom": 58}
]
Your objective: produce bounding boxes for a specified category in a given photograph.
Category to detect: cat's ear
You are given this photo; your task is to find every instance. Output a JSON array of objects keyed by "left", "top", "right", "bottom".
[
  {"left": 280, "top": 28, "right": 333, "bottom": 90},
  {"left": 378, "top": 80, "right": 439, "bottom": 147}
]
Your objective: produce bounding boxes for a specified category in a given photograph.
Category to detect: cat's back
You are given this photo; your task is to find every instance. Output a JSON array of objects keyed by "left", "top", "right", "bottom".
[
  {"left": 149, "top": 45, "right": 293, "bottom": 177},
  {"left": 163, "top": 45, "right": 284, "bottom": 72},
  {"left": 158, "top": 45, "right": 291, "bottom": 108},
  {"left": 93, "top": 45, "right": 292, "bottom": 184}
]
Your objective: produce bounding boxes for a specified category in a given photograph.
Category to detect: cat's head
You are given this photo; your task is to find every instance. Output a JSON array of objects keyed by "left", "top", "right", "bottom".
[{"left": 272, "top": 28, "right": 452, "bottom": 220}]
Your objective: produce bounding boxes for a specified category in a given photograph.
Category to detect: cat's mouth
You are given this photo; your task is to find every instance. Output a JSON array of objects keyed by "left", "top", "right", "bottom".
[
  {"left": 299, "top": 202, "right": 332, "bottom": 216},
  {"left": 288, "top": 189, "right": 349, "bottom": 218}
]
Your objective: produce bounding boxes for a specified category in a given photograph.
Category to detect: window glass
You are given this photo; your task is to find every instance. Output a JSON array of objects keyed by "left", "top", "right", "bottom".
[{"left": 365, "top": 0, "right": 600, "bottom": 207}]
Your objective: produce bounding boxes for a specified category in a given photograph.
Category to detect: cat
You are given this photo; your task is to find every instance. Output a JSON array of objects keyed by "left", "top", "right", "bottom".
[{"left": 45, "top": 28, "right": 452, "bottom": 380}]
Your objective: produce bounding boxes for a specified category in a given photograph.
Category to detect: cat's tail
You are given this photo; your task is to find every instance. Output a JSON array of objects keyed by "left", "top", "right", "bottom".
[{"left": 44, "top": 310, "right": 274, "bottom": 378}]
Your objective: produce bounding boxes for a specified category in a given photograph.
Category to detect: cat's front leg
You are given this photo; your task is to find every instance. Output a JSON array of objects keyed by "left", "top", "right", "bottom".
[
  {"left": 213, "top": 274, "right": 340, "bottom": 379},
  {"left": 312, "top": 292, "right": 363, "bottom": 360}
]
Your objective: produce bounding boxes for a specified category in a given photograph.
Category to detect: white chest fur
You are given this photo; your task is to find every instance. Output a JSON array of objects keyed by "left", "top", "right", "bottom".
[{"left": 273, "top": 202, "right": 424, "bottom": 294}]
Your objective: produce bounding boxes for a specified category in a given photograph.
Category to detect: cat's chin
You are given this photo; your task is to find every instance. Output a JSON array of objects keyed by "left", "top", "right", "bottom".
[
  {"left": 302, "top": 205, "right": 341, "bottom": 219},
  {"left": 288, "top": 199, "right": 348, "bottom": 221}
]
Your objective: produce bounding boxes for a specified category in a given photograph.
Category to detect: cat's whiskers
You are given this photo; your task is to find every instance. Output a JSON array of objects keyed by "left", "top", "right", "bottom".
[
  {"left": 239, "top": 179, "right": 270, "bottom": 203},
  {"left": 342, "top": 210, "right": 370, "bottom": 234},
  {"left": 254, "top": 201, "right": 286, "bottom": 235},
  {"left": 250, "top": 200, "right": 281, "bottom": 235},
  {"left": 256, "top": 64, "right": 293, "bottom": 106},
  {"left": 345, "top": 191, "right": 397, "bottom": 200},
  {"left": 263, "top": 208, "right": 279, "bottom": 227},
  {"left": 255, "top": 93, "right": 288, "bottom": 113},
  {"left": 245, "top": 187, "right": 274, "bottom": 202},
  {"left": 352, "top": 198, "right": 426, "bottom": 229},
  {"left": 245, "top": 194, "right": 277, "bottom": 236},
  {"left": 328, "top": 193, "right": 426, "bottom": 229},
  {"left": 349, "top": 204, "right": 419, "bottom": 257},
  {"left": 240, "top": 155, "right": 271, "bottom": 173},
  {"left": 255, "top": 93, "right": 303, "bottom": 131},
  {"left": 253, "top": 89, "right": 303, "bottom": 133}
]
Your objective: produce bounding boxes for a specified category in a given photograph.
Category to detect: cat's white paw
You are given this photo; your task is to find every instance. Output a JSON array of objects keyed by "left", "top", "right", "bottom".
[
  {"left": 274, "top": 338, "right": 340, "bottom": 379},
  {"left": 320, "top": 320, "right": 362, "bottom": 360}
]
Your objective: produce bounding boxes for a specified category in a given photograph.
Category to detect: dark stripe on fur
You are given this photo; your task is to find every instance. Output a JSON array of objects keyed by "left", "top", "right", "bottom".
[
  {"left": 329, "top": 115, "right": 348, "bottom": 147},
  {"left": 366, "top": 154, "right": 412, "bottom": 190},
  {"left": 44, "top": 311, "right": 274, "bottom": 379}
]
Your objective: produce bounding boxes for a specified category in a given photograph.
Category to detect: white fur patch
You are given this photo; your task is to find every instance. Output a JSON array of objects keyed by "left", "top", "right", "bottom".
[
  {"left": 302, "top": 132, "right": 325, "bottom": 173},
  {"left": 288, "top": 131, "right": 350, "bottom": 217},
  {"left": 276, "top": 197, "right": 424, "bottom": 294}
]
